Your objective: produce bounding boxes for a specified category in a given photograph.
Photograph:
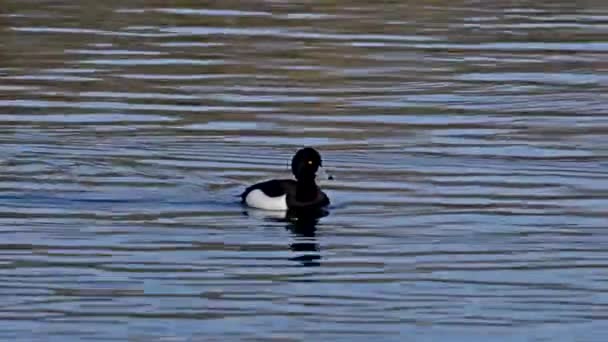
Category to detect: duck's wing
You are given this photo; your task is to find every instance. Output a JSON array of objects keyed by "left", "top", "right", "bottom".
[{"left": 240, "top": 179, "right": 296, "bottom": 203}]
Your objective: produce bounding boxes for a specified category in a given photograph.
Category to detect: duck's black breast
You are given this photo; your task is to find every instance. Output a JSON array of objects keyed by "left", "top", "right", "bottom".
[
  {"left": 285, "top": 189, "right": 330, "bottom": 209},
  {"left": 240, "top": 179, "right": 296, "bottom": 202}
]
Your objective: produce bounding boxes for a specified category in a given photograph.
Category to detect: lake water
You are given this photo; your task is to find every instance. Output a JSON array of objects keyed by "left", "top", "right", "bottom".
[{"left": 1, "top": 0, "right": 608, "bottom": 340}]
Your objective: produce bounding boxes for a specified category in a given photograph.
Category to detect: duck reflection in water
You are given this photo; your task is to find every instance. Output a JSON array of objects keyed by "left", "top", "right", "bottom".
[
  {"left": 244, "top": 207, "right": 329, "bottom": 267},
  {"left": 285, "top": 207, "right": 329, "bottom": 267}
]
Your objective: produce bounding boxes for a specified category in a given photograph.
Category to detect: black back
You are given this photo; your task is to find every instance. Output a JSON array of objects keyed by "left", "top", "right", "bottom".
[
  {"left": 240, "top": 178, "right": 329, "bottom": 209},
  {"left": 240, "top": 179, "right": 294, "bottom": 202}
]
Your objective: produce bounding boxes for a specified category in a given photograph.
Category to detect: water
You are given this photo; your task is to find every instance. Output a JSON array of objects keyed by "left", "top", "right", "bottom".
[{"left": 1, "top": 0, "right": 608, "bottom": 340}]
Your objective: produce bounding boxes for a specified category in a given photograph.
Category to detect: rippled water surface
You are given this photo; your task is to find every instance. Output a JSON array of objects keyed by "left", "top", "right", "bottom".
[{"left": 1, "top": 0, "right": 608, "bottom": 340}]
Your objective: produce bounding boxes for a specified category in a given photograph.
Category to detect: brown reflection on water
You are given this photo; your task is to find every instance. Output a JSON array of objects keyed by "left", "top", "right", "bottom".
[{"left": 1, "top": 0, "right": 608, "bottom": 340}]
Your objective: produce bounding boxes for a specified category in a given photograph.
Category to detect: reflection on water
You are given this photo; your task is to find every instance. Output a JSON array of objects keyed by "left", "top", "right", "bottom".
[
  {"left": 1, "top": 0, "right": 608, "bottom": 340},
  {"left": 284, "top": 209, "right": 326, "bottom": 267},
  {"left": 244, "top": 208, "right": 326, "bottom": 266}
]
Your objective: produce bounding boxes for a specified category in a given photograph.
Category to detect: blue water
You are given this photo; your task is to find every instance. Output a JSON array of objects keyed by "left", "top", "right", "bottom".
[{"left": 1, "top": 0, "right": 608, "bottom": 340}]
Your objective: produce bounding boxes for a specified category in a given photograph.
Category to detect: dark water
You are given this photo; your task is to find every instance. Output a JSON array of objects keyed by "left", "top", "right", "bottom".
[{"left": 1, "top": 0, "right": 608, "bottom": 340}]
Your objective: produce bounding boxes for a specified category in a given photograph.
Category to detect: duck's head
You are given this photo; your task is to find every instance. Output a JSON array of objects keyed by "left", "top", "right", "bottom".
[{"left": 291, "top": 147, "right": 322, "bottom": 180}]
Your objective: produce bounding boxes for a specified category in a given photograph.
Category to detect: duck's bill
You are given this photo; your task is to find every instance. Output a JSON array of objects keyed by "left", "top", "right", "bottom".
[{"left": 318, "top": 167, "right": 334, "bottom": 180}]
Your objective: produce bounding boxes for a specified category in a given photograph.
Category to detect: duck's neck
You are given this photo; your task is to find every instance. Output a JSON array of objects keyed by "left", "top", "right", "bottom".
[{"left": 295, "top": 176, "right": 318, "bottom": 202}]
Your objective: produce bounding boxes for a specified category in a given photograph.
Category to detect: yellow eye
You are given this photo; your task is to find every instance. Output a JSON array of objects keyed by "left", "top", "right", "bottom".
[{"left": 307, "top": 160, "right": 313, "bottom": 165}]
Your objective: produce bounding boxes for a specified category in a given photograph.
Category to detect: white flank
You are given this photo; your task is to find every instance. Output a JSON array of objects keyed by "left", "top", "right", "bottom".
[{"left": 245, "top": 189, "right": 288, "bottom": 211}]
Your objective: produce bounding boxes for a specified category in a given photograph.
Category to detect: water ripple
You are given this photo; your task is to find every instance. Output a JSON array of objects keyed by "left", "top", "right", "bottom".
[{"left": 1, "top": 0, "right": 607, "bottom": 341}]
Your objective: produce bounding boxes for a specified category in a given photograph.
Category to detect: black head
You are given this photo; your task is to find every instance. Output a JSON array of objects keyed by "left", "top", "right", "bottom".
[{"left": 291, "top": 147, "right": 322, "bottom": 180}]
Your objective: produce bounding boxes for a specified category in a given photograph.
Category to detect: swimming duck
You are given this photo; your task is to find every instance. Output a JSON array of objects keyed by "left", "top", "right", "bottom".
[{"left": 241, "top": 147, "right": 330, "bottom": 211}]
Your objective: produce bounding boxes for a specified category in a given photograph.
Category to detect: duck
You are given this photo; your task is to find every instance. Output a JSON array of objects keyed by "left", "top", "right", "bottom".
[{"left": 241, "top": 147, "right": 330, "bottom": 211}]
